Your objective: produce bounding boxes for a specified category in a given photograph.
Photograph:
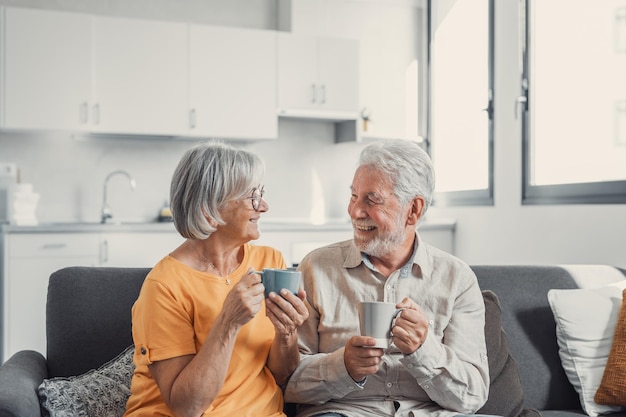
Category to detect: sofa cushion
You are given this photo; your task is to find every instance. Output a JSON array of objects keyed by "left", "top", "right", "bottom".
[
  {"left": 548, "top": 282, "right": 626, "bottom": 416},
  {"left": 38, "top": 345, "right": 134, "bottom": 417},
  {"left": 473, "top": 265, "right": 582, "bottom": 411},
  {"left": 478, "top": 290, "right": 530, "bottom": 417},
  {"left": 46, "top": 267, "right": 149, "bottom": 378},
  {"left": 595, "top": 288, "right": 626, "bottom": 406}
]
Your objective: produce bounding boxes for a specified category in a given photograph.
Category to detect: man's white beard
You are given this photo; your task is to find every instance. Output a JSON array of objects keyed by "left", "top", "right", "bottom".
[{"left": 354, "top": 213, "right": 407, "bottom": 258}]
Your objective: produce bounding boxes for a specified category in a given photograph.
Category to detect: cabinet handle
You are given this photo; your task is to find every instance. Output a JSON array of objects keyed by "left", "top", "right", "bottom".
[
  {"left": 190, "top": 108, "right": 197, "bottom": 129},
  {"left": 320, "top": 85, "right": 326, "bottom": 104},
  {"left": 93, "top": 103, "right": 100, "bottom": 125},
  {"left": 80, "top": 102, "right": 89, "bottom": 124},
  {"left": 310, "top": 84, "right": 317, "bottom": 103},
  {"left": 101, "top": 239, "right": 109, "bottom": 264},
  {"left": 41, "top": 243, "right": 67, "bottom": 250}
]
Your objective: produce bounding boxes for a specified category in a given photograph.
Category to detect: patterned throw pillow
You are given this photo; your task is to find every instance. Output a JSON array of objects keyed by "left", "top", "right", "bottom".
[
  {"left": 38, "top": 345, "right": 134, "bottom": 417},
  {"left": 595, "top": 288, "right": 626, "bottom": 406}
]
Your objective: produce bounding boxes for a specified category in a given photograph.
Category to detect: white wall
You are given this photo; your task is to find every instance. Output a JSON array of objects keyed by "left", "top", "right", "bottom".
[{"left": 1, "top": 0, "right": 624, "bottom": 268}]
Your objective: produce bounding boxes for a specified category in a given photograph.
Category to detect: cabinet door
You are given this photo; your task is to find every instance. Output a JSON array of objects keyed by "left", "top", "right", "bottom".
[
  {"left": 277, "top": 33, "right": 319, "bottom": 111},
  {"left": 277, "top": 33, "right": 359, "bottom": 115},
  {"left": 3, "top": 233, "right": 99, "bottom": 361},
  {"left": 318, "top": 37, "right": 359, "bottom": 112},
  {"left": 0, "top": 7, "right": 92, "bottom": 130},
  {"left": 92, "top": 16, "right": 188, "bottom": 136},
  {"left": 189, "top": 25, "right": 277, "bottom": 139},
  {"left": 99, "top": 232, "right": 183, "bottom": 267}
]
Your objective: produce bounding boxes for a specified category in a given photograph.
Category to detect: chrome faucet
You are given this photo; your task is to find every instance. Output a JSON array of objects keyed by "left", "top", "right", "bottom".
[{"left": 101, "top": 170, "right": 136, "bottom": 224}]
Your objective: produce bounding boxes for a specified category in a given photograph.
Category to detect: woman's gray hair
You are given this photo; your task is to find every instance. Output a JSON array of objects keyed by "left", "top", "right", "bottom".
[
  {"left": 170, "top": 141, "right": 264, "bottom": 239},
  {"left": 358, "top": 140, "right": 435, "bottom": 214}
]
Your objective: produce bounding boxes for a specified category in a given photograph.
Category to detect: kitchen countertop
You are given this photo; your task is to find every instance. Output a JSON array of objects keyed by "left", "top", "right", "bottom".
[{"left": 1, "top": 217, "right": 456, "bottom": 234}]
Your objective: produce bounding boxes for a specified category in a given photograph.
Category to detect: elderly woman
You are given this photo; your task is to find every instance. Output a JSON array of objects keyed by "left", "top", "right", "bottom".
[{"left": 124, "top": 142, "right": 309, "bottom": 417}]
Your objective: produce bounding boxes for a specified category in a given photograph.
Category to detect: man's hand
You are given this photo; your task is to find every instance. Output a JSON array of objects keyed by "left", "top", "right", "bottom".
[
  {"left": 344, "top": 336, "right": 385, "bottom": 382},
  {"left": 391, "top": 297, "right": 429, "bottom": 355}
]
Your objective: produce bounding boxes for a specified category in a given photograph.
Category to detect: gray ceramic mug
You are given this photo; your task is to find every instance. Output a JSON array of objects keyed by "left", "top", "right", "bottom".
[
  {"left": 254, "top": 268, "right": 301, "bottom": 298},
  {"left": 358, "top": 301, "right": 403, "bottom": 348}
]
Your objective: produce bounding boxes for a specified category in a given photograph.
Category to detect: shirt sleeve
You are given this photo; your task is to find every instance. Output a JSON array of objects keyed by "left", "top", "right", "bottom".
[{"left": 132, "top": 277, "right": 197, "bottom": 366}]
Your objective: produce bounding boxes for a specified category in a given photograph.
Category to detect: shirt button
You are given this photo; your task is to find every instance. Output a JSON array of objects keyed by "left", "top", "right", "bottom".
[
  {"left": 428, "top": 320, "right": 434, "bottom": 326},
  {"left": 386, "top": 382, "right": 393, "bottom": 388},
  {"left": 140, "top": 347, "right": 147, "bottom": 355},
  {"left": 424, "top": 385, "right": 430, "bottom": 389},
  {"left": 386, "top": 285, "right": 392, "bottom": 290}
]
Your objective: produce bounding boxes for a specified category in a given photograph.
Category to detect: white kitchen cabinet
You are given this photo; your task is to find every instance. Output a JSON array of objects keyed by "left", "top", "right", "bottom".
[
  {"left": 1, "top": 229, "right": 185, "bottom": 361},
  {"left": 277, "top": 32, "right": 359, "bottom": 119},
  {"left": 188, "top": 25, "right": 277, "bottom": 140},
  {"left": 0, "top": 7, "right": 92, "bottom": 131},
  {"left": 98, "top": 232, "right": 184, "bottom": 267},
  {"left": 92, "top": 16, "right": 188, "bottom": 136},
  {"left": 0, "top": 7, "right": 188, "bottom": 136},
  {"left": 2, "top": 233, "right": 99, "bottom": 361}
]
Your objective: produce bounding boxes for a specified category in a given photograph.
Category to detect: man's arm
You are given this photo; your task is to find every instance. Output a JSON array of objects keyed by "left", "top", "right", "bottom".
[{"left": 399, "top": 279, "right": 490, "bottom": 413}]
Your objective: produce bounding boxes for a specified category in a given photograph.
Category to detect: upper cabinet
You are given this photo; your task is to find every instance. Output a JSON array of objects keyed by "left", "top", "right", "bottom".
[
  {"left": 188, "top": 25, "right": 277, "bottom": 140},
  {"left": 0, "top": 6, "right": 361, "bottom": 140},
  {"left": 277, "top": 32, "right": 359, "bottom": 120},
  {"left": 0, "top": 7, "right": 92, "bottom": 131},
  {"left": 91, "top": 17, "right": 188, "bottom": 136}
]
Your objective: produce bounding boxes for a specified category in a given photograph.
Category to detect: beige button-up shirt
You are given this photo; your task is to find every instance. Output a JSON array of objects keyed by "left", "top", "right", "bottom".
[{"left": 284, "top": 234, "right": 489, "bottom": 417}]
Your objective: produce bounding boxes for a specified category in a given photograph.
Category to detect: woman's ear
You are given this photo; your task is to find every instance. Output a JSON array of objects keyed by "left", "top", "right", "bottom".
[{"left": 406, "top": 196, "right": 425, "bottom": 226}]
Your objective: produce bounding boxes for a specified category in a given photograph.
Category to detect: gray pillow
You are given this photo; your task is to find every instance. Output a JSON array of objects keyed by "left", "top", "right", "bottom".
[
  {"left": 38, "top": 345, "right": 134, "bottom": 417},
  {"left": 478, "top": 290, "right": 539, "bottom": 417}
]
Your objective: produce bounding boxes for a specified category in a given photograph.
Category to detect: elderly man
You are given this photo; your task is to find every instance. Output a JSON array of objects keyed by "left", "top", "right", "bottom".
[{"left": 284, "top": 140, "right": 489, "bottom": 417}]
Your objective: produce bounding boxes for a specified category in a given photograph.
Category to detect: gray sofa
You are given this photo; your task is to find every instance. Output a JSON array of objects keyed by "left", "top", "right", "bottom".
[{"left": 0, "top": 265, "right": 625, "bottom": 417}]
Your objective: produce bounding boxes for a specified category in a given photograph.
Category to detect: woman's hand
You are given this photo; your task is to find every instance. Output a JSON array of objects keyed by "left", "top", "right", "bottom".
[
  {"left": 265, "top": 289, "right": 309, "bottom": 338},
  {"left": 220, "top": 268, "right": 265, "bottom": 328}
]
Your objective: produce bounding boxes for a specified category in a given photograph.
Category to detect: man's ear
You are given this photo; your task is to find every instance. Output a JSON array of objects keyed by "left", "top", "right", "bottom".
[{"left": 406, "top": 197, "right": 425, "bottom": 226}]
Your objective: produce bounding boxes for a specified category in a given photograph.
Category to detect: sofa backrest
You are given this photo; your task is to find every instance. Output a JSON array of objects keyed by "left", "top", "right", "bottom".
[
  {"left": 45, "top": 264, "right": 626, "bottom": 412},
  {"left": 471, "top": 265, "right": 626, "bottom": 411},
  {"left": 46, "top": 266, "right": 150, "bottom": 378}
]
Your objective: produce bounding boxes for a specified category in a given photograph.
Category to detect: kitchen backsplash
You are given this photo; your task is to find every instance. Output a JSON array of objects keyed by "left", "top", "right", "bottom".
[{"left": 0, "top": 118, "right": 369, "bottom": 225}]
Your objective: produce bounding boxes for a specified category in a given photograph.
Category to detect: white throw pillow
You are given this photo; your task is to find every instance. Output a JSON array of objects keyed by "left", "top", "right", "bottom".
[{"left": 548, "top": 282, "right": 626, "bottom": 416}]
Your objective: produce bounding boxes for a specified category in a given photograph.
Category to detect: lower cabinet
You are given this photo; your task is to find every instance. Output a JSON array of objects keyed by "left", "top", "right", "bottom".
[
  {"left": 2, "top": 233, "right": 100, "bottom": 361},
  {"left": 0, "top": 220, "right": 454, "bottom": 362},
  {"left": 98, "top": 232, "right": 184, "bottom": 267},
  {"left": 1, "top": 231, "right": 184, "bottom": 362}
]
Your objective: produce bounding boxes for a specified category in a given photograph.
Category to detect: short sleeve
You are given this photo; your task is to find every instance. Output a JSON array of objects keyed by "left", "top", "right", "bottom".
[{"left": 131, "top": 277, "right": 197, "bottom": 366}]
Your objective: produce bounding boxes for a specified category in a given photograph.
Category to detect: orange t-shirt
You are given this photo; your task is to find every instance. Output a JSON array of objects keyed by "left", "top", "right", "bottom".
[{"left": 124, "top": 243, "right": 286, "bottom": 417}]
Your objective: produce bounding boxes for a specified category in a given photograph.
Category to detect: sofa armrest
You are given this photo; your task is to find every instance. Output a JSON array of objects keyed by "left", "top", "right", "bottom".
[{"left": 0, "top": 350, "right": 47, "bottom": 417}]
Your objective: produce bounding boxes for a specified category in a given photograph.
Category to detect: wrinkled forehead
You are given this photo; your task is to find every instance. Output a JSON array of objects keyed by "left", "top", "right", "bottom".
[{"left": 351, "top": 165, "right": 396, "bottom": 196}]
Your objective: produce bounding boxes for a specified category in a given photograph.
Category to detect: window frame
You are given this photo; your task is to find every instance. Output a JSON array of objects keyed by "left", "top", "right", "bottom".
[
  {"left": 520, "top": 0, "right": 626, "bottom": 205},
  {"left": 426, "top": 0, "right": 495, "bottom": 207}
]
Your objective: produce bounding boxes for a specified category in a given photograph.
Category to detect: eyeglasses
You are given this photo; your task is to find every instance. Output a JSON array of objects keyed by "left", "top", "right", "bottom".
[{"left": 249, "top": 185, "right": 265, "bottom": 211}]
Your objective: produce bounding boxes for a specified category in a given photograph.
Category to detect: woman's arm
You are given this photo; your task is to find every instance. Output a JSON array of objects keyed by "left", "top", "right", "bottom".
[
  {"left": 265, "top": 289, "right": 309, "bottom": 385},
  {"left": 150, "top": 271, "right": 265, "bottom": 417}
]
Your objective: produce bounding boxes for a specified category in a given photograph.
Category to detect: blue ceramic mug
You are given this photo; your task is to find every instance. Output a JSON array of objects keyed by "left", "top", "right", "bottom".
[{"left": 254, "top": 268, "right": 302, "bottom": 298}]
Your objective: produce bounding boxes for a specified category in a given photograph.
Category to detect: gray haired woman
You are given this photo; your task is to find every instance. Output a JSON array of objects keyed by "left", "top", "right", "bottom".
[{"left": 125, "top": 141, "right": 308, "bottom": 417}]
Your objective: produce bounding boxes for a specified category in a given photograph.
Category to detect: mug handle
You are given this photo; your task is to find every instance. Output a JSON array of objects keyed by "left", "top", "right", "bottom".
[{"left": 390, "top": 309, "right": 405, "bottom": 336}]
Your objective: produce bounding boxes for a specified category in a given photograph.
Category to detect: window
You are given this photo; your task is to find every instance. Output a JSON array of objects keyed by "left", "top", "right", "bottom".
[
  {"left": 521, "top": 0, "right": 626, "bottom": 204},
  {"left": 428, "top": 0, "right": 494, "bottom": 206}
]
